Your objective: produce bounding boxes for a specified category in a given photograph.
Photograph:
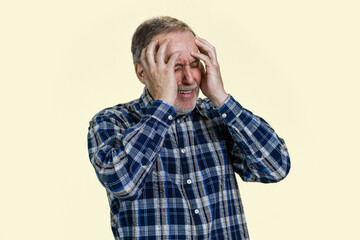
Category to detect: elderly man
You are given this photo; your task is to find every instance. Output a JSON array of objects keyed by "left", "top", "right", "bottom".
[{"left": 87, "top": 16, "right": 290, "bottom": 240}]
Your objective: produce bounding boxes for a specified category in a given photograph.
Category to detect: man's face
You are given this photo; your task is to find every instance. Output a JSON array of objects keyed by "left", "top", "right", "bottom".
[{"left": 154, "top": 30, "right": 202, "bottom": 115}]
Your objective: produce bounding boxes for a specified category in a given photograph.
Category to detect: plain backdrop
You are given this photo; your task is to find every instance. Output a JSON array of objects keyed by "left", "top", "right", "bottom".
[{"left": 1, "top": 0, "right": 359, "bottom": 239}]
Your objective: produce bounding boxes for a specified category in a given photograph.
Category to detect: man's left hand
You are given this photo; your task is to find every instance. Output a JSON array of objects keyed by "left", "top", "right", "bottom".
[{"left": 191, "top": 37, "right": 228, "bottom": 108}]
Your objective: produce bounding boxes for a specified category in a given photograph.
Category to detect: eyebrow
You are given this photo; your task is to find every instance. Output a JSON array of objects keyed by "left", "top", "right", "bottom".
[{"left": 174, "top": 60, "right": 199, "bottom": 66}]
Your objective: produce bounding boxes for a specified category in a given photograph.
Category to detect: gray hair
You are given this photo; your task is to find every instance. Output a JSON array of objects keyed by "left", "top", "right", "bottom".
[{"left": 131, "top": 16, "right": 195, "bottom": 64}]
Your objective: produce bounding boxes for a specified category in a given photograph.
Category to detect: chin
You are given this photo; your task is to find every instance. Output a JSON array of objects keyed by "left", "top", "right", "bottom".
[{"left": 174, "top": 100, "right": 197, "bottom": 115}]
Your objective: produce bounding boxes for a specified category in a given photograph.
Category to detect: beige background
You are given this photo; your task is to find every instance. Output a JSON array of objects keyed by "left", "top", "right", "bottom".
[{"left": 1, "top": 0, "right": 359, "bottom": 239}]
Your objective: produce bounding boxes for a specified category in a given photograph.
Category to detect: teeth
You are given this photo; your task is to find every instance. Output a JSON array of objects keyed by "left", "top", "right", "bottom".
[{"left": 178, "top": 90, "right": 192, "bottom": 94}]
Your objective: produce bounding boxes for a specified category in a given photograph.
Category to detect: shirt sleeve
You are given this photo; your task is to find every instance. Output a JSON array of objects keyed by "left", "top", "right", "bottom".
[
  {"left": 217, "top": 95, "right": 291, "bottom": 183},
  {"left": 87, "top": 100, "right": 177, "bottom": 200}
]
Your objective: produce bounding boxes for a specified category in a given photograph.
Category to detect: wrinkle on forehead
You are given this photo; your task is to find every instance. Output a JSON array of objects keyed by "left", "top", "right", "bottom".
[
  {"left": 156, "top": 30, "right": 198, "bottom": 63},
  {"left": 172, "top": 53, "right": 198, "bottom": 64}
]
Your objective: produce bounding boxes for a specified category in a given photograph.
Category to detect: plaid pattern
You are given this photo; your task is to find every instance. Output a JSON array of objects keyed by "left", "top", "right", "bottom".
[{"left": 87, "top": 89, "right": 290, "bottom": 240}]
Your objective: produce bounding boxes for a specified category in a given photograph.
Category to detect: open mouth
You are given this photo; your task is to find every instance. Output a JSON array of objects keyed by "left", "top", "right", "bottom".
[{"left": 178, "top": 90, "right": 193, "bottom": 94}]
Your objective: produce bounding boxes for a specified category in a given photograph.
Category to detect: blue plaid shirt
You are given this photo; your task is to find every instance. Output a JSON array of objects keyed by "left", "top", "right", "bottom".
[{"left": 87, "top": 89, "right": 290, "bottom": 240}]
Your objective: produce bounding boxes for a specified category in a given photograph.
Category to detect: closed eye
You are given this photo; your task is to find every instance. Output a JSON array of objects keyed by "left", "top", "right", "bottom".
[
  {"left": 174, "top": 64, "right": 183, "bottom": 72},
  {"left": 190, "top": 61, "right": 200, "bottom": 68},
  {"left": 174, "top": 61, "right": 200, "bottom": 72}
]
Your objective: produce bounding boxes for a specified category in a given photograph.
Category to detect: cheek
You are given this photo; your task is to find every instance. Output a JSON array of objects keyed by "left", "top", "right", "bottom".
[
  {"left": 174, "top": 72, "right": 182, "bottom": 84},
  {"left": 192, "top": 69, "right": 202, "bottom": 84}
]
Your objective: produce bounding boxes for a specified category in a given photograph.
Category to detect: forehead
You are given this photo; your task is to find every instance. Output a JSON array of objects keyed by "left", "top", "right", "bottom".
[{"left": 155, "top": 30, "right": 198, "bottom": 61}]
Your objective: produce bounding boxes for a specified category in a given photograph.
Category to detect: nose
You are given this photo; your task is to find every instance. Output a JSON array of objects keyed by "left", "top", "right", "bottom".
[{"left": 181, "top": 65, "right": 195, "bottom": 85}]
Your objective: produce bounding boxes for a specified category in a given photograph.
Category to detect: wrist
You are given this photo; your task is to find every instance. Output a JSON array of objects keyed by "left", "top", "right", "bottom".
[
  {"left": 148, "top": 88, "right": 176, "bottom": 106},
  {"left": 210, "top": 92, "right": 229, "bottom": 108},
  {"left": 158, "top": 95, "right": 176, "bottom": 106}
]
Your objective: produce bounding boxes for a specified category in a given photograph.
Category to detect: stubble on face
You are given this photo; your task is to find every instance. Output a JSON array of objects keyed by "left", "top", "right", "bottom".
[{"left": 174, "top": 87, "right": 199, "bottom": 115}]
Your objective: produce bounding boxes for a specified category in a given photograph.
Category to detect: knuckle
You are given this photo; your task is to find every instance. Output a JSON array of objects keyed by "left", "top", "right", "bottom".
[
  {"left": 149, "top": 68, "right": 157, "bottom": 75},
  {"left": 145, "top": 51, "right": 152, "bottom": 58}
]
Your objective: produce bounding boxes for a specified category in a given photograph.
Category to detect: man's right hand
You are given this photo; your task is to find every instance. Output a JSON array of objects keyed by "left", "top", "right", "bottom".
[{"left": 139, "top": 39, "right": 181, "bottom": 106}]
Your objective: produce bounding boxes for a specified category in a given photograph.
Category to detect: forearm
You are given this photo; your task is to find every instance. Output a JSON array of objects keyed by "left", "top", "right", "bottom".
[
  {"left": 217, "top": 95, "right": 291, "bottom": 183},
  {"left": 87, "top": 100, "right": 177, "bottom": 199}
]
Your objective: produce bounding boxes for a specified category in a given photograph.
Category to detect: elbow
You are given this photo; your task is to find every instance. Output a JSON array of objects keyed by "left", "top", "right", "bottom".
[
  {"left": 90, "top": 158, "right": 140, "bottom": 200},
  {"left": 91, "top": 150, "right": 141, "bottom": 200},
  {"left": 272, "top": 168, "right": 290, "bottom": 183},
  {"left": 267, "top": 143, "right": 291, "bottom": 182},
  {"left": 269, "top": 155, "right": 291, "bottom": 183},
  {"left": 97, "top": 171, "right": 141, "bottom": 201},
  {"left": 252, "top": 154, "right": 291, "bottom": 183}
]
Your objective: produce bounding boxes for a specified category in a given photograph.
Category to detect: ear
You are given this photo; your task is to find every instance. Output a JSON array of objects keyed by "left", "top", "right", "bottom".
[{"left": 135, "top": 63, "right": 146, "bottom": 84}]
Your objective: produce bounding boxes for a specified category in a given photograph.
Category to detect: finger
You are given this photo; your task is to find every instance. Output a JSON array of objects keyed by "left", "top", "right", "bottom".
[
  {"left": 195, "top": 37, "right": 217, "bottom": 63},
  {"left": 198, "top": 61, "right": 206, "bottom": 76},
  {"left": 190, "top": 51, "right": 212, "bottom": 69},
  {"left": 145, "top": 39, "right": 159, "bottom": 68},
  {"left": 167, "top": 51, "right": 181, "bottom": 69},
  {"left": 156, "top": 39, "right": 169, "bottom": 65},
  {"left": 196, "top": 37, "right": 217, "bottom": 61},
  {"left": 140, "top": 47, "right": 149, "bottom": 66},
  {"left": 195, "top": 37, "right": 215, "bottom": 52}
]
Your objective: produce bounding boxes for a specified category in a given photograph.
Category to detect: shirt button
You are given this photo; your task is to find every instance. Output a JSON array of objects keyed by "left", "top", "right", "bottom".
[
  {"left": 168, "top": 115, "right": 173, "bottom": 120},
  {"left": 222, "top": 113, "right": 227, "bottom": 118},
  {"left": 194, "top": 209, "right": 200, "bottom": 214},
  {"left": 181, "top": 148, "right": 186, "bottom": 154},
  {"left": 186, "top": 179, "right": 192, "bottom": 184},
  {"left": 177, "top": 119, "right": 181, "bottom": 124}
]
